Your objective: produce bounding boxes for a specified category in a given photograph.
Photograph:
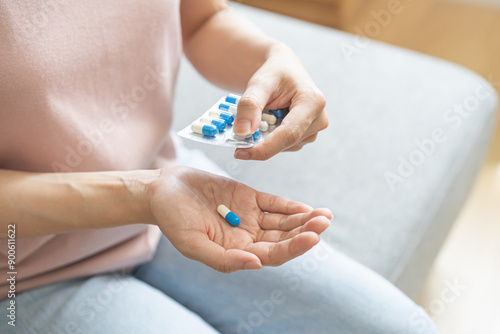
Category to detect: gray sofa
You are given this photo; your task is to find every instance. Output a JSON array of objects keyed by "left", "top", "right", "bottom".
[{"left": 172, "top": 4, "right": 498, "bottom": 299}]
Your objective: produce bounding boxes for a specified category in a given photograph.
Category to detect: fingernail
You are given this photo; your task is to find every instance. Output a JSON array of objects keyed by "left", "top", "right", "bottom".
[
  {"left": 235, "top": 150, "right": 250, "bottom": 160},
  {"left": 244, "top": 262, "right": 263, "bottom": 270},
  {"left": 235, "top": 119, "right": 251, "bottom": 137}
]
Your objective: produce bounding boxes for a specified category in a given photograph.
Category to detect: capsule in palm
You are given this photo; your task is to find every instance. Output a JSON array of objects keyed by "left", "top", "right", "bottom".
[{"left": 217, "top": 205, "right": 240, "bottom": 227}]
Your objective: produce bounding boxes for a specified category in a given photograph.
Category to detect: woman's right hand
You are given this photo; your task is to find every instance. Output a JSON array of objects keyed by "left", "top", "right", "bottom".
[{"left": 148, "top": 166, "right": 333, "bottom": 273}]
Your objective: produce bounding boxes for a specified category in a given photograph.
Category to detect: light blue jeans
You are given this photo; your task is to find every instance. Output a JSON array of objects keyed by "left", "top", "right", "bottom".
[{"left": 0, "top": 235, "right": 439, "bottom": 333}]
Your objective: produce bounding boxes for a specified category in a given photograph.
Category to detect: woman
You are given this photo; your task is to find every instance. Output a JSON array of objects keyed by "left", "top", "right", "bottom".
[{"left": 0, "top": 0, "right": 439, "bottom": 333}]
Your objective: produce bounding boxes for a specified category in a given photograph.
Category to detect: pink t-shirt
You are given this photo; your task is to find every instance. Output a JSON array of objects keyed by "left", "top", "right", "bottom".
[{"left": 0, "top": 0, "right": 182, "bottom": 299}]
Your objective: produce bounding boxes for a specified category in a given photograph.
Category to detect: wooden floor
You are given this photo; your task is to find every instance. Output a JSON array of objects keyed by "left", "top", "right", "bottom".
[{"left": 237, "top": 1, "right": 500, "bottom": 333}]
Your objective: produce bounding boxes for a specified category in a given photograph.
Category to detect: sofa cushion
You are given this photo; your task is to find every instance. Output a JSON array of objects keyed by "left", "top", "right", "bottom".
[{"left": 172, "top": 3, "right": 498, "bottom": 299}]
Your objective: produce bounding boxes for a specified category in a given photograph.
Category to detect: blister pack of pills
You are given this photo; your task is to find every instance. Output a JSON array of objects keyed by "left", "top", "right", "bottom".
[{"left": 177, "top": 94, "right": 287, "bottom": 148}]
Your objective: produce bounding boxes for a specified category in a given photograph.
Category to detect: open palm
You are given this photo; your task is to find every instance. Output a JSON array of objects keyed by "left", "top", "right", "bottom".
[{"left": 149, "top": 166, "right": 333, "bottom": 273}]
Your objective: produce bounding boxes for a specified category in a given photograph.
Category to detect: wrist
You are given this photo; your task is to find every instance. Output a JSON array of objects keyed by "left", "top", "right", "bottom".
[
  {"left": 63, "top": 169, "right": 162, "bottom": 229},
  {"left": 117, "top": 169, "right": 162, "bottom": 226},
  {"left": 8, "top": 168, "right": 164, "bottom": 237},
  {"left": 266, "top": 41, "right": 298, "bottom": 62}
]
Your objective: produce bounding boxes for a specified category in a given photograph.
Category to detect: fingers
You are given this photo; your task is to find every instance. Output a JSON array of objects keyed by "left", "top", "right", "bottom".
[
  {"left": 279, "top": 133, "right": 318, "bottom": 152},
  {"left": 235, "top": 97, "right": 328, "bottom": 161},
  {"left": 234, "top": 73, "right": 279, "bottom": 137},
  {"left": 256, "top": 191, "right": 313, "bottom": 214},
  {"left": 245, "top": 231, "right": 320, "bottom": 266},
  {"left": 259, "top": 208, "right": 333, "bottom": 231},
  {"left": 283, "top": 145, "right": 304, "bottom": 152},
  {"left": 257, "top": 215, "right": 331, "bottom": 243},
  {"left": 183, "top": 234, "right": 262, "bottom": 273},
  {"left": 302, "top": 133, "right": 318, "bottom": 144}
]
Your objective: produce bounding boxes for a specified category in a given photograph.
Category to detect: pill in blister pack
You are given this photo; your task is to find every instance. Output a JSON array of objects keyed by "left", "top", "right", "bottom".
[
  {"left": 218, "top": 103, "right": 237, "bottom": 114},
  {"left": 191, "top": 122, "right": 218, "bottom": 137},
  {"left": 199, "top": 116, "right": 226, "bottom": 132},
  {"left": 261, "top": 112, "right": 276, "bottom": 125},
  {"left": 225, "top": 94, "right": 241, "bottom": 105},
  {"left": 260, "top": 121, "right": 269, "bottom": 132},
  {"left": 209, "top": 110, "right": 234, "bottom": 124},
  {"left": 177, "top": 94, "right": 288, "bottom": 148},
  {"left": 268, "top": 109, "right": 285, "bottom": 118}
]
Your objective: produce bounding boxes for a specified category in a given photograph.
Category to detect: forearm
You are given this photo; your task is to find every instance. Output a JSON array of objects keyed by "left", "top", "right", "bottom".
[
  {"left": 0, "top": 169, "right": 158, "bottom": 238},
  {"left": 182, "top": 3, "right": 289, "bottom": 91}
]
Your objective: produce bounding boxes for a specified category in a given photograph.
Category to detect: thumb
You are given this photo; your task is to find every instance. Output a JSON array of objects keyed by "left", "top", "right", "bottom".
[{"left": 234, "top": 76, "right": 275, "bottom": 137}]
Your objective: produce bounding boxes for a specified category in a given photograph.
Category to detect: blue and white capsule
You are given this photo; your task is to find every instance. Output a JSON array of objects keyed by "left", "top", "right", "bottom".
[
  {"left": 252, "top": 129, "right": 260, "bottom": 140},
  {"left": 218, "top": 103, "right": 238, "bottom": 114},
  {"left": 267, "top": 109, "right": 285, "bottom": 118},
  {"left": 191, "top": 122, "right": 218, "bottom": 137},
  {"left": 209, "top": 110, "right": 234, "bottom": 125},
  {"left": 225, "top": 94, "right": 241, "bottom": 105},
  {"left": 261, "top": 112, "right": 276, "bottom": 125},
  {"left": 200, "top": 116, "right": 226, "bottom": 132},
  {"left": 259, "top": 121, "right": 269, "bottom": 132},
  {"left": 217, "top": 204, "right": 240, "bottom": 227}
]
